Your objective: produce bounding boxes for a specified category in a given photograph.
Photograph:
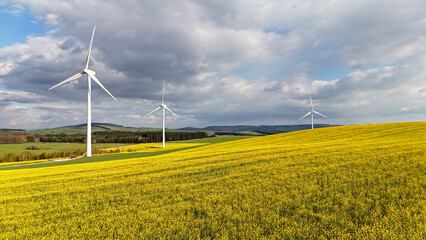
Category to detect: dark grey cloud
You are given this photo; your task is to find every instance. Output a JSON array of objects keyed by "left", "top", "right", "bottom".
[{"left": 1, "top": 0, "right": 293, "bottom": 103}]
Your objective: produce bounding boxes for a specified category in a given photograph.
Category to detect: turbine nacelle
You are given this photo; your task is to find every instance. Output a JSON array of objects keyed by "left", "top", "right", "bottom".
[{"left": 83, "top": 69, "right": 96, "bottom": 76}]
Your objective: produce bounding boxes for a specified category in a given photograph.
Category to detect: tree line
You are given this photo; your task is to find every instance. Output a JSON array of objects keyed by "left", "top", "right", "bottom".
[
  {"left": 39, "top": 131, "right": 209, "bottom": 143},
  {"left": 0, "top": 146, "right": 124, "bottom": 163},
  {"left": 0, "top": 135, "right": 36, "bottom": 144},
  {"left": 0, "top": 149, "right": 86, "bottom": 162}
]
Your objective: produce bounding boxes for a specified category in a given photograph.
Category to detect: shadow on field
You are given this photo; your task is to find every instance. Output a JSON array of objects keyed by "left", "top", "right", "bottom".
[{"left": 1, "top": 145, "right": 201, "bottom": 171}]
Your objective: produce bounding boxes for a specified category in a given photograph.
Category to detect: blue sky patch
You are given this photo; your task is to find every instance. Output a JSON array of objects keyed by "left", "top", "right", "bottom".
[{"left": 0, "top": 4, "right": 50, "bottom": 47}]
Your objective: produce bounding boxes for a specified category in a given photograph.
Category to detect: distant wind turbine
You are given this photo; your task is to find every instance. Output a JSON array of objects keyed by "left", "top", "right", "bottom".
[
  {"left": 145, "top": 82, "right": 178, "bottom": 148},
  {"left": 49, "top": 26, "right": 116, "bottom": 157},
  {"left": 299, "top": 96, "right": 327, "bottom": 129}
]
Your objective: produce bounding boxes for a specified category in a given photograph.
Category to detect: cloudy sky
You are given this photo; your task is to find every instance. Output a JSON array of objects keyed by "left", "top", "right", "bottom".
[{"left": 1, "top": 0, "right": 426, "bottom": 129}]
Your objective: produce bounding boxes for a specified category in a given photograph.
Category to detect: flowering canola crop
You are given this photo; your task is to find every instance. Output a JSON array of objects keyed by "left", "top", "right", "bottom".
[
  {"left": 102, "top": 142, "right": 207, "bottom": 154},
  {"left": 0, "top": 122, "right": 425, "bottom": 239}
]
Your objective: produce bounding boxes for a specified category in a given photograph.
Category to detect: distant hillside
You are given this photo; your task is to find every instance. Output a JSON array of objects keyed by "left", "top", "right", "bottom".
[
  {"left": 1, "top": 123, "right": 339, "bottom": 136},
  {"left": 0, "top": 129, "right": 26, "bottom": 135},
  {"left": 179, "top": 124, "right": 339, "bottom": 133},
  {"left": 27, "top": 123, "right": 172, "bottom": 135}
]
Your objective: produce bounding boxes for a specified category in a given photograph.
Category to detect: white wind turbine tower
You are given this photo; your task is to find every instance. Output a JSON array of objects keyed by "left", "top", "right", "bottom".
[
  {"left": 299, "top": 96, "right": 327, "bottom": 129},
  {"left": 49, "top": 26, "right": 116, "bottom": 157},
  {"left": 145, "top": 82, "right": 179, "bottom": 148}
]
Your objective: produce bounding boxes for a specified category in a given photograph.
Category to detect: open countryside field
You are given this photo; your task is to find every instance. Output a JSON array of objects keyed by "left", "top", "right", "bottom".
[
  {"left": 104, "top": 142, "right": 207, "bottom": 154},
  {"left": 0, "top": 136, "right": 249, "bottom": 169},
  {"left": 0, "top": 136, "right": 249, "bottom": 162},
  {"left": 0, "top": 142, "right": 128, "bottom": 159},
  {"left": 172, "top": 135, "right": 256, "bottom": 143},
  {"left": 0, "top": 122, "right": 425, "bottom": 239},
  {"left": 0, "top": 143, "right": 207, "bottom": 169}
]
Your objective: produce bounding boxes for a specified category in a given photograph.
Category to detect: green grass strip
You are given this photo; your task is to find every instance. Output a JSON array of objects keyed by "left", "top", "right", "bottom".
[{"left": 1, "top": 145, "right": 201, "bottom": 170}]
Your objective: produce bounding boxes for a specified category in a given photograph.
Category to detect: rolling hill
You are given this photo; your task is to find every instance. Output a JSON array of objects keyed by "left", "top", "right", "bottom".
[
  {"left": 27, "top": 123, "right": 164, "bottom": 135},
  {"left": 0, "top": 122, "right": 425, "bottom": 238},
  {"left": 0, "top": 128, "right": 26, "bottom": 135},
  {"left": 1, "top": 123, "right": 338, "bottom": 136},
  {"left": 179, "top": 124, "right": 338, "bottom": 132}
]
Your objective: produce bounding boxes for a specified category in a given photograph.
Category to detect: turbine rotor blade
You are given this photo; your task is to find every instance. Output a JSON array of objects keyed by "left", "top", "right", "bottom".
[
  {"left": 299, "top": 111, "right": 311, "bottom": 120},
  {"left": 145, "top": 106, "right": 161, "bottom": 117},
  {"left": 313, "top": 110, "right": 327, "bottom": 118},
  {"left": 161, "top": 81, "right": 165, "bottom": 105},
  {"left": 85, "top": 25, "right": 96, "bottom": 70},
  {"left": 48, "top": 72, "right": 84, "bottom": 90},
  {"left": 86, "top": 71, "right": 116, "bottom": 100},
  {"left": 164, "top": 105, "right": 178, "bottom": 117}
]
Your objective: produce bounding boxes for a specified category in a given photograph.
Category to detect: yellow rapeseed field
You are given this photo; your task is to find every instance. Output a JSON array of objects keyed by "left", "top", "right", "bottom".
[
  {"left": 0, "top": 122, "right": 425, "bottom": 239},
  {"left": 0, "top": 159, "right": 49, "bottom": 167},
  {"left": 102, "top": 142, "right": 207, "bottom": 154}
]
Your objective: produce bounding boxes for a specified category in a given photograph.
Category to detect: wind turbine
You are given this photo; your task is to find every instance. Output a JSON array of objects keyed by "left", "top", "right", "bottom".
[
  {"left": 49, "top": 26, "right": 116, "bottom": 157},
  {"left": 145, "top": 82, "right": 178, "bottom": 148},
  {"left": 299, "top": 96, "right": 327, "bottom": 129}
]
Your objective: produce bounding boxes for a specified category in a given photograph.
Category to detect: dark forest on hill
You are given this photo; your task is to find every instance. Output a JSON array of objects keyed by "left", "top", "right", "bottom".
[{"left": 39, "top": 131, "right": 209, "bottom": 143}]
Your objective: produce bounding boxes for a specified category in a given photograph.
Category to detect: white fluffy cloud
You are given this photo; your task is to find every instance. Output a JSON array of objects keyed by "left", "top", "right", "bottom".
[
  {"left": 0, "top": 90, "right": 43, "bottom": 102},
  {"left": 1, "top": 0, "right": 426, "bottom": 129}
]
